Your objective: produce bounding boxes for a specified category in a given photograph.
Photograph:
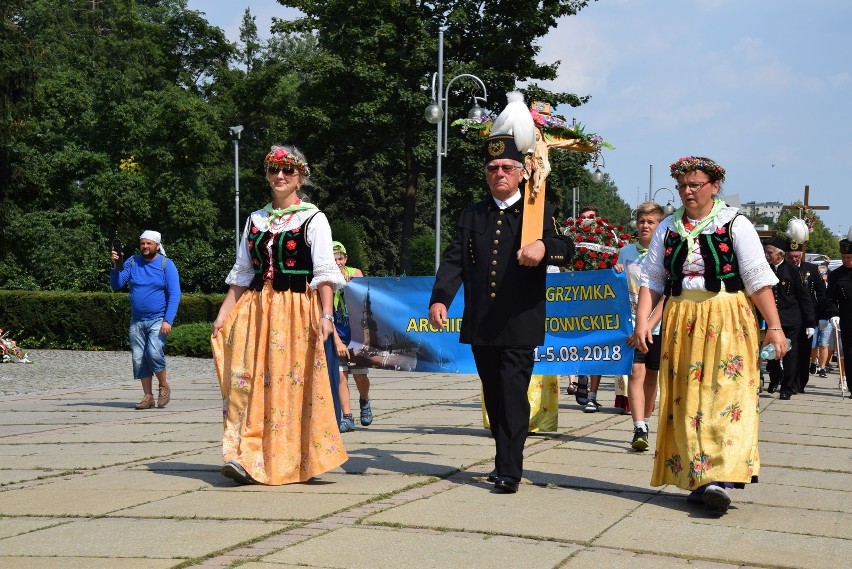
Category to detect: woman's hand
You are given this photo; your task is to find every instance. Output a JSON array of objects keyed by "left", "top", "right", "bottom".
[
  {"left": 319, "top": 318, "right": 334, "bottom": 342},
  {"left": 762, "top": 328, "right": 787, "bottom": 359},
  {"left": 336, "top": 339, "right": 349, "bottom": 358},
  {"left": 212, "top": 316, "right": 226, "bottom": 338},
  {"left": 633, "top": 323, "right": 652, "bottom": 354}
]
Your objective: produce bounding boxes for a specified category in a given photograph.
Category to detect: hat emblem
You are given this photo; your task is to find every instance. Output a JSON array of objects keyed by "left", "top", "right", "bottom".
[{"left": 487, "top": 140, "right": 506, "bottom": 157}]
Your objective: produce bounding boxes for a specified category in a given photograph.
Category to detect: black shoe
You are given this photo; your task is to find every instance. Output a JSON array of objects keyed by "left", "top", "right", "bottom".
[
  {"left": 631, "top": 427, "right": 649, "bottom": 451},
  {"left": 767, "top": 383, "right": 778, "bottom": 394},
  {"left": 818, "top": 368, "right": 827, "bottom": 378},
  {"left": 702, "top": 485, "right": 731, "bottom": 514},
  {"left": 779, "top": 393, "right": 792, "bottom": 400},
  {"left": 809, "top": 362, "right": 817, "bottom": 374},
  {"left": 486, "top": 469, "right": 498, "bottom": 483},
  {"left": 493, "top": 476, "right": 519, "bottom": 493},
  {"left": 221, "top": 460, "right": 257, "bottom": 485}
]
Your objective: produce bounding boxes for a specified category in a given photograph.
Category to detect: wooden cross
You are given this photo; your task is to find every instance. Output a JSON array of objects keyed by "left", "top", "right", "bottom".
[{"left": 781, "top": 185, "right": 830, "bottom": 254}]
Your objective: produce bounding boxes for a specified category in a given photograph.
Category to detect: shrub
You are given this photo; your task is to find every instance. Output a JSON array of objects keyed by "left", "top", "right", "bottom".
[{"left": 166, "top": 322, "right": 213, "bottom": 357}]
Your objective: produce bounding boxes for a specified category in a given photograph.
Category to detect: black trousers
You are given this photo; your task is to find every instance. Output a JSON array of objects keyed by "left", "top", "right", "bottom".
[
  {"left": 767, "top": 325, "right": 800, "bottom": 396},
  {"left": 472, "top": 345, "right": 534, "bottom": 481},
  {"left": 795, "top": 327, "right": 811, "bottom": 390}
]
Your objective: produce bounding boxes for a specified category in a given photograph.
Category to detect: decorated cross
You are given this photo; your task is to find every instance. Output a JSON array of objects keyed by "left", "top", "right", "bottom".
[{"left": 781, "top": 185, "right": 829, "bottom": 254}]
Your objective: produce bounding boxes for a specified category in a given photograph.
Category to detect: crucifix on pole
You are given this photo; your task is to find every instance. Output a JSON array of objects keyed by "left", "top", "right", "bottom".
[{"left": 780, "top": 185, "right": 829, "bottom": 254}]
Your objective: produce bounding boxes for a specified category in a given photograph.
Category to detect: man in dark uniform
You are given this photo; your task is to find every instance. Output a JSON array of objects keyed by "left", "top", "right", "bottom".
[
  {"left": 827, "top": 234, "right": 852, "bottom": 398},
  {"left": 762, "top": 237, "right": 815, "bottom": 399},
  {"left": 785, "top": 246, "right": 821, "bottom": 392},
  {"left": 428, "top": 133, "right": 573, "bottom": 493}
]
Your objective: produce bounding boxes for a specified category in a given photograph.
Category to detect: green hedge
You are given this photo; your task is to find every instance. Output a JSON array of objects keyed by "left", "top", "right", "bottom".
[
  {"left": 0, "top": 290, "right": 223, "bottom": 351},
  {"left": 166, "top": 322, "right": 213, "bottom": 358}
]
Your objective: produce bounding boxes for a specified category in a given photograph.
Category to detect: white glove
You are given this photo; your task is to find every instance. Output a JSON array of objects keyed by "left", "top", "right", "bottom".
[
  {"left": 806, "top": 328, "right": 814, "bottom": 339},
  {"left": 818, "top": 319, "right": 829, "bottom": 330},
  {"left": 830, "top": 316, "right": 840, "bottom": 328}
]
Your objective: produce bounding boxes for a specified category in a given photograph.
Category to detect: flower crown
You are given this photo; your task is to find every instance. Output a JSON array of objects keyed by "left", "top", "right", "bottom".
[
  {"left": 670, "top": 156, "right": 725, "bottom": 182},
  {"left": 264, "top": 147, "right": 310, "bottom": 177}
]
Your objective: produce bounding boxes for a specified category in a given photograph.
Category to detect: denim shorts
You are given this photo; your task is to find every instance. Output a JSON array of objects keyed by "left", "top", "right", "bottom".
[
  {"left": 129, "top": 318, "right": 167, "bottom": 379},
  {"left": 813, "top": 322, "right": 833, "bottom": 348}
]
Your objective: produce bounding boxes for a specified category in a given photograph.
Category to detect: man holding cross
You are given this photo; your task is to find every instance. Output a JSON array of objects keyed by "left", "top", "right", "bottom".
[{"left": 428, "top": 130, "right": 573, "bottom": 493}]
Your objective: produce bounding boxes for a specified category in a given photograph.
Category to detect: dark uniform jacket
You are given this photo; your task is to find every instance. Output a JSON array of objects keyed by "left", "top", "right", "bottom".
[
  {"left": 770, "top": 260, "right": 816, "bottom": 329},
  {"left": 797, "top": 261, "right": 829, "bottom": 321},
  {"left": 430, "top": 192, "right": 574, "bottom": 346},
  {"left": 826, "top": 265, "right": 852, "bottom": 323}
]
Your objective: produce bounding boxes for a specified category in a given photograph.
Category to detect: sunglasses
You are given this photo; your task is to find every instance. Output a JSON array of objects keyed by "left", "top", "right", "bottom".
[
  {"left": 486, "top": 164, "right": 523, "bottom": 174},
  {"left": 266, "top": 165, "right": 297, "bottom": 176}
]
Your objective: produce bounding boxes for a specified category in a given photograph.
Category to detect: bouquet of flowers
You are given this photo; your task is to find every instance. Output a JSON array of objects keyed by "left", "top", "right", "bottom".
[{"left": 561, "top": 217, "right": 631, "bottom": 271}]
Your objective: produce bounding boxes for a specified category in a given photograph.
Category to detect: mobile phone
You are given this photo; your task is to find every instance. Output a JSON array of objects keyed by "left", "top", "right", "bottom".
[{"left": 112, "top": 239, "right": 122, "bottom": 270}]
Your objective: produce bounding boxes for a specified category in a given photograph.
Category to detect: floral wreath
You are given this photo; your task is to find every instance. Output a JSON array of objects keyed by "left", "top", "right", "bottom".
[
  {"left": 560, "top": 216, "right": 630, "bottom": 270},
  {"left": 669, "top": 156, "right": 725, "bottom": 182},
  {"left": 264, "top": 147, "right": 310, "bottom": 177}
]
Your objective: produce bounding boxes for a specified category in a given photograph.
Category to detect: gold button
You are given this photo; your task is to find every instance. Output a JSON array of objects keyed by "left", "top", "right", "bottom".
[
  {"left": 499, "top": 211, "right": 505, "bottom": 216},
  {"left": 490, "top": 271, "right": 496, "bottom": 276},
  {"left": 496, "top": 230, "right": 501, "bottom": 235},
  {"left": 493, "top": 240, "right": 499, "bottom": 245},
  {"left": 490, "top": 282, "right": 496, "bottom": 288},
  {"left": 490, "top": 293, "right": 496, "bottom": 298},
  {"left": 491, "top": 260, "right": 497, "bottom": 265},
  {"left": 497, "top": 220, "right": 503, "bottom": 225},
  {"left": 492, "top": 249, "right": 498, "bottom": 255}
]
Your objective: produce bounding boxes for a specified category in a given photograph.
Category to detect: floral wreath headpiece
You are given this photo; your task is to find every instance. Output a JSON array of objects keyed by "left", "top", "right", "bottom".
[
  {"left": 264, "top": 146, "right": 310, "bottom": 177},
  {"left": 670, "top": 156, "right": 725, "bottom": 182}
]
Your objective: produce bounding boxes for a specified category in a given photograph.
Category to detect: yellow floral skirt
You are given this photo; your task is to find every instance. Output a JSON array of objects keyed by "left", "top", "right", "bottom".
[
  {"left": 651, "top": 289, "right": 760, "bottom": 490},
  {"left": 211, "top": 283, "right": 347, "bottom": 485},
  {"left": 482, "top": 375, "right": 560, "bottom": 432}
]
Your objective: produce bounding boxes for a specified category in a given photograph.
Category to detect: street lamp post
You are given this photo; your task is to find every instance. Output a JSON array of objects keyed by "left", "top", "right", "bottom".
[
  {"left": 649, "top": 187, "right": 677, "bottom": 216},
  {"left": 424, "top": 28, "right": 488, "bottom": 272},
  {"left": 229, "top": 125, "right": 244, "bottom": 252}
]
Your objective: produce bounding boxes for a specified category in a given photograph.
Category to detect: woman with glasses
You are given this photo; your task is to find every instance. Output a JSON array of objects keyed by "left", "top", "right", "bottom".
[
  {"left": 633, "top": 156, "right": 785, "bottom": 514},
  {"left": 211, "top": 145, "right": 348, "bottom": 485}
]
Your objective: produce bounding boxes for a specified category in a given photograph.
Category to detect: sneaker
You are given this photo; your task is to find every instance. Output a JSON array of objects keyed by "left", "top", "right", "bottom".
[
  {"left": 583, "top": 399, "right": 601, "bottom": 413},
  {"left": 631, "top": 427, "right": 649, "bottom": 451},
  {"left": 339, "top": 415, "right": 356, "bottom": 433},
  {"left": 220, "top": 460, "right": 256, "bottom": 485},
  {"left": 157, "top": 384, "right": 171, "bottom": 408},
  {"left": 818, "top": 368, "right": 827, "bottom": 378},
  {"left": 574, "top": 376, "right": 589, "bottom": 406},
  {"left": 702, "top": 485, "right": 731, "bottom": 514},
  {"left": 134, "top": 394, "right": 155, "bottom": 410},
  {"left": 824, "top": 364, "right": 834, "bottom": 373},
  {"left": 809, "top": 362, "right": 817, "bottom": 374},
  {"left": 359, "top": 399, "right": 373, "bottom": 426}
]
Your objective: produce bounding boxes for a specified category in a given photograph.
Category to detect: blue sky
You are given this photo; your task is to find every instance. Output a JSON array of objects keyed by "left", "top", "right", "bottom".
[{"left": 188, "top": 0, "right": 851, "bottom": 239}]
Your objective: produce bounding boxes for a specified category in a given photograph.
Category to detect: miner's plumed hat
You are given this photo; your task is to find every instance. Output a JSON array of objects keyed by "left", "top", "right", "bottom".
[
  {"left": 483, "top": 134, "right": 523, "bottom": 164},
  {"left": 766, "top": 236, "right": 790, "bottom": 252}
]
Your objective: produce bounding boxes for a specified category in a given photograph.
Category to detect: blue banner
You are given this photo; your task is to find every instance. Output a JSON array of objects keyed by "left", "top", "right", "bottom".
[{"left": 340, "top": 270, "right": 633, "bottom": 375}]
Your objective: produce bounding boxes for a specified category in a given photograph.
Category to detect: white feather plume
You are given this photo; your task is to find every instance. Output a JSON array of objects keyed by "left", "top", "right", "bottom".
[
  {"left": 786, "top": 218, "right": 809, "bottom": 244},
  {"left": 489, "top": 91, "right": 536, "bottom": 154},
  {"left": 847, "top": 225, "right": 852, "bottom": 242}
]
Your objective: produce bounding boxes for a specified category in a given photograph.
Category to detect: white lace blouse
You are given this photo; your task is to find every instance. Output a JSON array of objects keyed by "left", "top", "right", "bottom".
[
  {"left": 225, "top": 208, "right": 346, "bottom": 291},
  {"left": 639, "top": 206, "right": 778, "bottom": 296}
]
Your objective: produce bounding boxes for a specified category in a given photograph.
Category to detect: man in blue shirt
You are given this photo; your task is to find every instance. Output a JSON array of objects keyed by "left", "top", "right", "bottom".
[{"left": 111, "top": 230, "right": 181, "bottom": 409}]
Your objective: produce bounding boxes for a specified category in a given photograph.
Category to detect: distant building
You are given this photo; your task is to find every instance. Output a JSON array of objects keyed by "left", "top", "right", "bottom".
[{"left": 741, "top": 201, "right": 784, "bottom": 222}]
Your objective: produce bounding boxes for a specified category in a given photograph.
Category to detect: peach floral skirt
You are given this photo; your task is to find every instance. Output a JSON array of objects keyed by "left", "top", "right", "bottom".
[
  {"left": 211, "top": 283, "right": 347, "bottom": 485},
  {"left": 651, "top": 289, "right": 760, "bottom": 490}
]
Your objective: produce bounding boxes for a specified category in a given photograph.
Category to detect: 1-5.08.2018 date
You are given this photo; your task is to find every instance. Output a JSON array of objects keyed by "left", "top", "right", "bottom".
[{"left": 533, "top": 344, "right": 623, "bottom": 363}]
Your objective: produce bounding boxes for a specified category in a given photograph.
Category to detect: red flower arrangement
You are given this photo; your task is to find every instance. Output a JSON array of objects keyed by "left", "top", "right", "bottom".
[{"left": 561, "top": 216, "right": 630, "bottom": 271}]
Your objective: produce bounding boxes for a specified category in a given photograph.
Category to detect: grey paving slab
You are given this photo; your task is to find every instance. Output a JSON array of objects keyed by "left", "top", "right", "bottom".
[
  {"left": 758, "top": 441, "right": 852, "bottom": 472},
  {"left": 0, "top": 469, "right": 49, "bottom": 486},
  {"left": 0, "top": 557, "right": 176, "bottom": 569},
  {"left": 557, "top": 547, "right": 728, "bottom": 568},
  {"left": 0, "top": 517, "right": 287, "bottom": 559},
  {"left": 337, "top": 442, "right": 493, "bottom": 475},
  {"left": 0, "top": 517, "right": 72, "bottom": 539},
  {"left": 594, "top": 514, "right": 851, "bottom": 569},
  {"left": 3, "top": 422, "right": 219, "bottom": 444},
  {"left": 366, "top": 482, "right": 648, "bottom": 543},
  {"left": 265, "top": 525, "right": 579, "bottom": 569},
  {"left": 0, "top": 486, "right": 184, "bottom": 516},
  {"left": 757, "top": 465, "right": 848, "bottom": 492},
  {"left": 1, "top": 441, "right": 204, "bottom": 470}
]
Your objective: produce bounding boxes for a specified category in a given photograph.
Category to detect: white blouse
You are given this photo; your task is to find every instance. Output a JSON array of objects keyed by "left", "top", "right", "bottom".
[
  {"left": 225, "top": 208, "right": 346, "bottom": 291},
  {"left": 640, "top": 206, "right": 778, "bottom": 296}
]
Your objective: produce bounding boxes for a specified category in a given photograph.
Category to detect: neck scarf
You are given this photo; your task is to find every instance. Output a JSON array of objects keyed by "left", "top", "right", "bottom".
[
  {"left": 672, "top": 197, "right": 725, "bottom": 264},
  {"left": 636, "top": 242, "right": 648, "bottom": 255},
  {"left": 263, "top": 201, "right": 317, "bottom": 225}
]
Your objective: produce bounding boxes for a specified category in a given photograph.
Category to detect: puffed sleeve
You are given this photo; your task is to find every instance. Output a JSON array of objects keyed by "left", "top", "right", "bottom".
[
  {"left": 731, "top": 216, "right": 778, "bottom": 295},
  {"left": 305, "top": 211, "right": 346, "bottom": 290},
  {"left": 225, "top": 217, "right": 256, "bottom": 287}
]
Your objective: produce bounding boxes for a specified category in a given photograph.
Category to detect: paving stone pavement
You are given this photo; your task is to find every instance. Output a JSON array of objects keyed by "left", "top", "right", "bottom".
[{"left": 0, "top": 350, "right": 850, "bottom": 568}]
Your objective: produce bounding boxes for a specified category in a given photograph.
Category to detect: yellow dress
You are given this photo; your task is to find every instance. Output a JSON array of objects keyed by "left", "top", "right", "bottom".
[
  {"left": 212, "top": 283, "right": 347, "bottom": 484},
  {"left": 651, "top": 289, "right": 760, "bottom": 489},
  {"left": 482, "top": 375, "right": 560, "bottom": 432}
]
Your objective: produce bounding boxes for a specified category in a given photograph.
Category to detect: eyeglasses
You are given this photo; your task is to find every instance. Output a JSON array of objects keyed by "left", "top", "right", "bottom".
[
  {"left": 486, "top": 164, "right": 523, "bottom": 174},
  {"left": 676, "top": 180, "right": 710, "bottom": 192},
  {"left": 267, "top": 165, "right": 297, "bottom": 176}
]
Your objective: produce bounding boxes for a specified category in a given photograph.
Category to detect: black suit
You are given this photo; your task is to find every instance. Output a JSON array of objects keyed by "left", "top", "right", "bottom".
[
  {"left": 765, "top": 260, "right": 816, "bottom": 396},
  {"left": 826, "top": 265, "right": 852, "bottom": 372},
  {"left": 430, "top": 191, "right": 573, "bottom": 481},
  {"left": 794, "top": 261, "right": 827, "bottom": 390}
]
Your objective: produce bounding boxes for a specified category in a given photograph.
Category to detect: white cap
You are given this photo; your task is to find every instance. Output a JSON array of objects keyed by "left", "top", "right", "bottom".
[{"left": 139, "top": 230, "right": 165, "bottom": 256}]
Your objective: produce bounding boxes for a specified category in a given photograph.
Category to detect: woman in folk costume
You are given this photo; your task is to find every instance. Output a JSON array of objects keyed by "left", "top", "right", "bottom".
[
  {"left": 633, "top": 156, "right": 786, "bottom": 514},
  {"left": 211, "top": 145, "right": 347, "bottom": 485}
]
